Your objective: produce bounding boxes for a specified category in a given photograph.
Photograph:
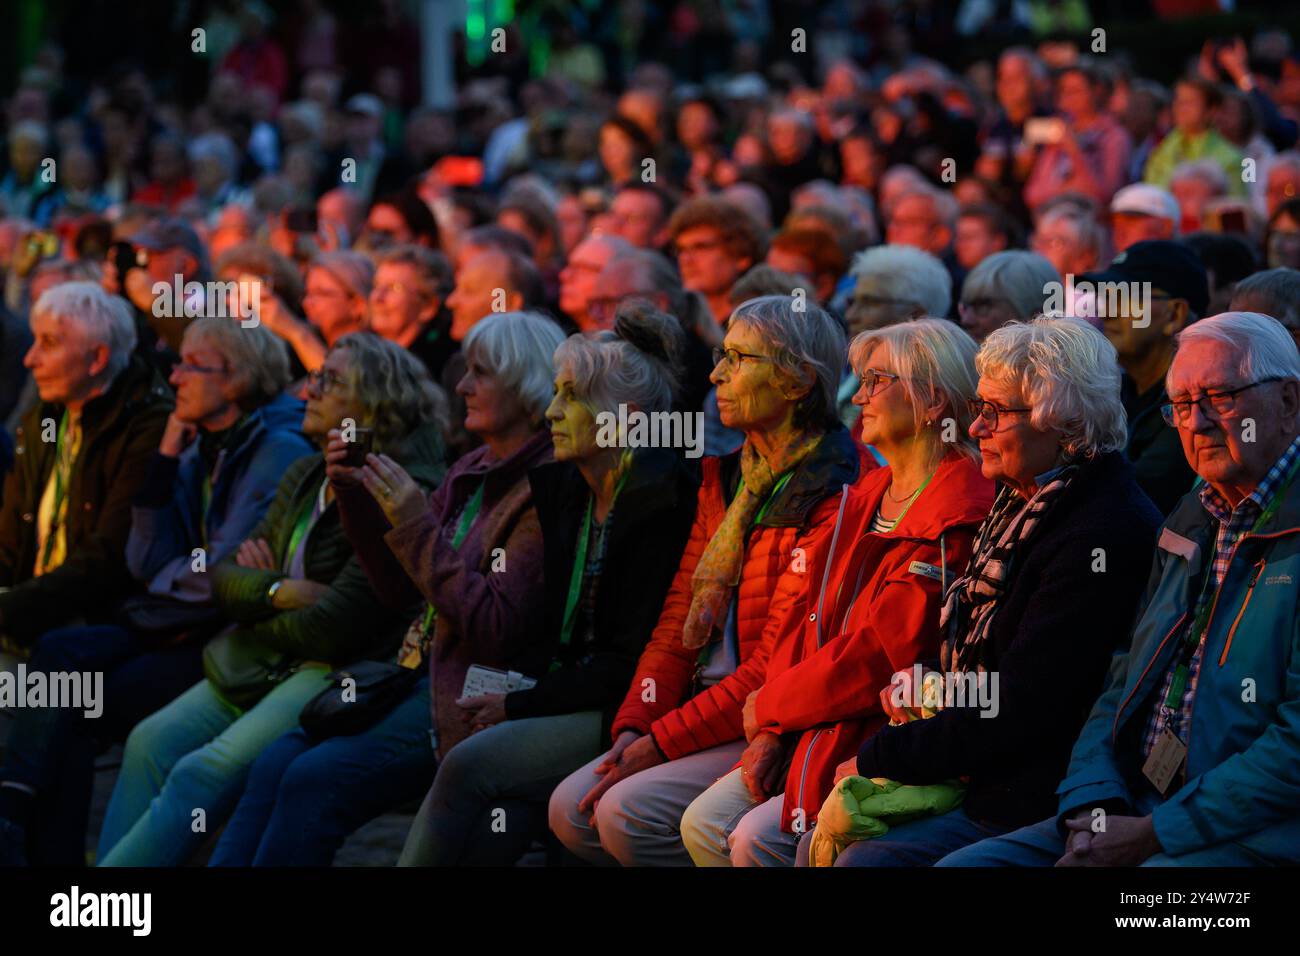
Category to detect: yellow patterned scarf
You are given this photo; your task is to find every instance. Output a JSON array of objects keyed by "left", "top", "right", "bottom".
[{"left": 682, "top": 431, "right": 823, "bottom": 649}]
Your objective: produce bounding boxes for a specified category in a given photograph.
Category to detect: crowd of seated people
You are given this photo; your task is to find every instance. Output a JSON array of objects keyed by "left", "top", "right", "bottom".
[{"left": 2, "top": 4, "right": 1300, "bottom": 869}]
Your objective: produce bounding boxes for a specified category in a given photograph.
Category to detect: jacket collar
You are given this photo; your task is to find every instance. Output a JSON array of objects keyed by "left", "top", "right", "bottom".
[
  {"left": 44, "top": 356, "right": 170, "bottom": 436},
  {"left": 457, "top": 428, "right": 554, "bottom": 493},
  {"left": 723, "top": 426, "right": 861, "bottom": 528},
  {"left": 850, "top": 451, "right": 994, "bottom": 541},
  {"left": 531, "top": 446, "right": 691, "bottom": 518}
]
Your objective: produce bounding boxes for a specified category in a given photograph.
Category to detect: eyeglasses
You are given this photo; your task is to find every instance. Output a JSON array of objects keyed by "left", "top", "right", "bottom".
[
  {"left": 1161, "top": 378, "right": 1284, "bottom": 426},
  {"left": 174, "top": 361, "right": 227, "bottom": 377},
  {"left": 959, "top": 297, "right": 1008, "bottom": 317},
  {"left": 849, "top": 293, "right": 915, "bottom": 312},
  {"left": 712, "top": 346, "right": 777, "bottom": 370},
  {"left": 859, "top": 367, "right": 902, "bottom": 397},
  {"left": 307, "top": 368, "right": 349, "bottom": 394},
  {"left": 968, "top": 398, "right": 1031, "bottom": 432}
]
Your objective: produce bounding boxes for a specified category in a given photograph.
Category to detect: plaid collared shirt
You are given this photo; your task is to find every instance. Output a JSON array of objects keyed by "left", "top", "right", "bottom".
[{"left": 1142, "top": 434, "right": 1300, "bottom": 762}]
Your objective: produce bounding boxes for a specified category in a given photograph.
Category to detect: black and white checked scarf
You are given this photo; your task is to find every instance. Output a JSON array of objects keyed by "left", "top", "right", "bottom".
[{"left": 940, "top": 461, "right": 1081, "bottom": 673}]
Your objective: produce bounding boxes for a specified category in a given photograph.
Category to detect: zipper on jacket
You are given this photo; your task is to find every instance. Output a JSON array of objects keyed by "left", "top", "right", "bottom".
[
  {"left": 1184, "top": 550, "right": 1262, "bottom": 785},
  {"left": 795, "top": 728, "right": 826, "bottom": 826},
  {"left": 1113, "top": 525, "right": 1297, "bottom": 742},
  {"left": 1112, "top": 611, "right": 1188, "bottom": 743},
  {"left": 1219, "top": 559, "right": 1265, "bottom": 667},
  {"left": 812, "top": 484, "right": 851, "bottom": 649}
]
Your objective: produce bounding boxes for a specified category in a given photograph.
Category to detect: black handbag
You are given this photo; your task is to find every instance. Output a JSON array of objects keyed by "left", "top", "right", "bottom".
[{"left": 298, "top": 660, "right": 421, "bottom": 741}]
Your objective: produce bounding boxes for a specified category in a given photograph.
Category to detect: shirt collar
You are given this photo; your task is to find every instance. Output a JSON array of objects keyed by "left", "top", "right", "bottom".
[
  {"left": 1199, "top": 433, "right": 1300, "bottom": 526},
  {"left": 1035, "top": 463, "right": 1068, "bottom": 486}
]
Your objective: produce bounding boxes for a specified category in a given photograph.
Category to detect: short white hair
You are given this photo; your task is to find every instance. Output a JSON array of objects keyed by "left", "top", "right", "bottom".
[
  {"left": 32, "top": 281, "right": 137, "bottom": 381},
  {"left": 1171, "top": 311, "right": 1300, "bottom": 386},
  {"left": 850, "top": 244, "right": 952, "bottom": 318},
  {"left": 463, "top": 311, "right": 566, "bottom": 423},
  {"left": 962, "top": 251, "right": 1061, "bottom": 322},
  {"left": 1170, "top": 158, "right": 1229, "bottom": 194},
  {"left": 976, "top": 316, "right": 1127, "bottom": 458}
]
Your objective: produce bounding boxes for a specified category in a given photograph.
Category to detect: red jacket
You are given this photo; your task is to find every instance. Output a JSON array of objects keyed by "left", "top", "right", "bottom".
[
  {"left": 753, "top": 452, "right": 995, "bottom": 833},
  {"left": 611, "top": 428, "right": 869, "bottom": 758}
]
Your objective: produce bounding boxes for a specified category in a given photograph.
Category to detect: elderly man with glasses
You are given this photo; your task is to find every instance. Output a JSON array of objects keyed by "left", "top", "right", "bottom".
[{"left": 944, "top": 311, "right": 1300, "bottom": 867}]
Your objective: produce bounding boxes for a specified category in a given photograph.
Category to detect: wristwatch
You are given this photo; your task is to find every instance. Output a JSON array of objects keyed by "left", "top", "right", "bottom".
[{"left": 267, "top": 579, "right": 284, "bottom": 605}]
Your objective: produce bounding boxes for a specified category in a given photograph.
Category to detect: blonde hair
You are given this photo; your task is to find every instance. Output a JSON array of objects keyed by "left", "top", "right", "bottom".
[{"left": 848, "top": 318, "right": 981, "bottom": 461}]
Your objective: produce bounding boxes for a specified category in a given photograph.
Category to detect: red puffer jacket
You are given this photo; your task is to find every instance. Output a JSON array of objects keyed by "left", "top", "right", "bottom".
[
  {"left": 611, "top": 428, "right": 869, "bottom": 758},
  {"left": 753, "top": 451, "right": 995, "bottom": 833}
]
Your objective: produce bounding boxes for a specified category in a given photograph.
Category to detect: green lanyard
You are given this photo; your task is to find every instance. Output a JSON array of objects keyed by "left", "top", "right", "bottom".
[
  {"left": 420, "top": 482, "right": 484, "bottom": 633},
  {"left": 557, "top": 472, "right": 629, "bottom": 658},
  {"left": 747, "top": 470, "right": 795, "bottom": 526},
  {"left": 886, "top": 470, "right": 935, "bottom": 529},
  {"left": 691, "top": 470, "right": 794, "bottom": 671},
  {"left": 558, "top": 495, "right": 595, "bottom": 654},
  {"left": 283, "top": 481, "right": 325, "bottom": 573},
  {"left": 40, "top": 411, "right": 71, "bottom": 570},
  {"left": 1164, "top": 454, "right": 1300, "bottom": 707}
]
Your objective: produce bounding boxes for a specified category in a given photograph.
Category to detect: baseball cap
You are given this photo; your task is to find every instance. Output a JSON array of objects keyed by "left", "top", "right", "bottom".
[
  {"left": 1110, "top": 184, "right": 1179, "bottom": 225},
  {"left": 131, "top": 216, "right": 207, "bottom": 264},
  {"left": 344, "top": 93, "right": 384, "bottom": 119},
  {"left": 1084, "top": 240, "right": 1209, "bottom": 318}
]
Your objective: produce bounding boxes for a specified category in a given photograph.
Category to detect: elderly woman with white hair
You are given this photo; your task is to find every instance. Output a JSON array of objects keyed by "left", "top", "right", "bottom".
[
  {"left": 548, "top": 294, "right": 869, "bottom": 867},
  {"left": 803, "top": 317, "right": 1164, "bottom": 867},
  {"left": 0, "top": 282, "right": 172, "bottom": 651},
  {"left": 397, "top": 305, "right": 702, "bottom": 866},
  {"left": 958, "top": 250, "right": 1061, "bottom": 341},
  {"left": 208, "top": 311, "right": 562, "bottom": 866}
]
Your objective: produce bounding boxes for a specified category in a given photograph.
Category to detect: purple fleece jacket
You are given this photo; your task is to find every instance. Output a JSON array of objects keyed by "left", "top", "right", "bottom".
[{"left": 335, "top": 429, "right": 553, "bottom": 758}]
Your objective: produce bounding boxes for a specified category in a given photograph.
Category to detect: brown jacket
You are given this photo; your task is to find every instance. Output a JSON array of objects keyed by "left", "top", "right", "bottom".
[{"left": 0, "top": 357, "right": 172, "bottom": 643}]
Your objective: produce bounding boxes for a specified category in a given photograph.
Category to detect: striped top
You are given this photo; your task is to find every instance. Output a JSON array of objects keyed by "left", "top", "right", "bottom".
[{"left": 869, "top": 508, "right": 898, "bottom": 534}]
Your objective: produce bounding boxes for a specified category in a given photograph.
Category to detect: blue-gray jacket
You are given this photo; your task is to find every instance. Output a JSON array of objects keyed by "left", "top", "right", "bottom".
[
  {"left": 126, "top": 392, "right": 313, "bottom": 604},
  {"left": 1057, "top": 464, "right": 1300, "bottom": 860}
]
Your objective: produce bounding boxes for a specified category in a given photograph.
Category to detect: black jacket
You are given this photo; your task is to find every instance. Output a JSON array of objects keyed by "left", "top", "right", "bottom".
[
  {"left": 1123, "top": 375, "right": 1196, "bottom": 516},
  {"left": 504, "top": 446, "right": 700, "bottom": 734},
  {"left": 856, "top": 451, "right": 1163, "bottom": 828}
]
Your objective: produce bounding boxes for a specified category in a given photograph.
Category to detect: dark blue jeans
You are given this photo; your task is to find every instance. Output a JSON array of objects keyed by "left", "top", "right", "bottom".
[
  {"left": 795, "top": 807, "right": 1014, "bottom": 867},
  {"left": 0, "top": 624, "right": 204, "bottom": 866},
  {"left": 209, "top": 677, "right": 436, "bottom": 866}
]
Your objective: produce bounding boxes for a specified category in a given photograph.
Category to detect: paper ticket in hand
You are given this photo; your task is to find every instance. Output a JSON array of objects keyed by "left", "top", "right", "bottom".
[{"left": 461, "top": 664, "right": 537, "bottom": 698}]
